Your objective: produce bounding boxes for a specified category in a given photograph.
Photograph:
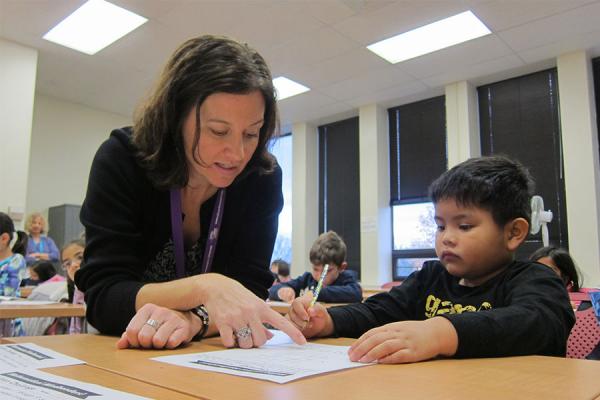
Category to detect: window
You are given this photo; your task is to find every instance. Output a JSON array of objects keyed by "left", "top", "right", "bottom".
[
  {"left": 478, "top": 68, "right": 568, "bottom": 257},
  {"left": 388, "top": 97, "right": 446, "bottom": 279},
  {"left": 270, "top": 133, "right": 292, "bottom": 263},
  {"left": 319, "top": 117, "right": 361, "bottom": 278},
  {"left": 592, "top": 57, "right": 600, "bottom": 160}
]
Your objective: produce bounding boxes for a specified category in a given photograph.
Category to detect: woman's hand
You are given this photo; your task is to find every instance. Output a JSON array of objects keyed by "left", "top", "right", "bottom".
[
  {"left": 287, "top": 292, "right": 334, "bottom": 338},
  {"left": 200, "top": 274, "right": 306, "bottom": 349},
  {"left": 347, "top": 317, "right": 458, "bottom": 364},
  {"left": 116, "top": 303, "right": 199, "bottom": 349}
]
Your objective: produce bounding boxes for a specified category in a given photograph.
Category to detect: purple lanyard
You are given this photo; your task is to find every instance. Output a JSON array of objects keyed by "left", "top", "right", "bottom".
[{"left": 170, "top": 188, "right": 226, "bottom": 279}]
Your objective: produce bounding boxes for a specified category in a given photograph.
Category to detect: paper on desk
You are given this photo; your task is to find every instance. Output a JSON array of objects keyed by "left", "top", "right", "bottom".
[
  {"left": 0, "top": 300, "right": 58, "bottom": 305},
  {"left": 0, "top": 367, "right": 150, "bottom": 400},
  {"left": 152, "top": 331, "right": 372, "bottom": 384},
  {"left": 0, "top": 343, "right": 84, "bottom": 369}
]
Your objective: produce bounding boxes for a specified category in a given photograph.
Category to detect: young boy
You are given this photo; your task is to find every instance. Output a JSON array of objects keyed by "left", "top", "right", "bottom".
[
  {"left": 288, "top": 156, "right": 575, "bottom": 363},
  {"left": 269, "top": 231, "right": 362, "bottom": 303},
  {"left": 270, "top": 259, "right": 292, "bottom": 284}
]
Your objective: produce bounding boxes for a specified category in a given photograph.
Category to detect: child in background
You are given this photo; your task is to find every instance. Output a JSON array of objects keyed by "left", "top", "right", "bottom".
[
  {"left": 288, "top": 156, "right": 574, "bottom": 363},
  {"left": 270, "top": 259, "right": 291, "bottom": 284},
  {"left": 24, "top": 212, "right": 59, "bottom": 267},
  {"left": 61, "top": 239, "right": 88, "bottom": 334},
  {"left": 0, "top": 212, "right": 28, "bottom": 336},
  {"left": 29, "top": 260, "right": 64, "bottom": 284},
  {"left": 269, "top": 231, "right": 362, "bottom": 303},
  {"left": 529, "top": 246, "right": 581, "bottom": 292}
]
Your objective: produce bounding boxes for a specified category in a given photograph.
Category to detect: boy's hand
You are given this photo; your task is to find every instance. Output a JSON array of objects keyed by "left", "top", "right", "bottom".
[
  {"left": 277, "top": 287, "right": 296, "bottom": 303},
  {"left": 348, "top": 317, "right": 458, "bottom": 364},
  {"left": 287, "top": 292, "right": 334, "bottom": 338}
]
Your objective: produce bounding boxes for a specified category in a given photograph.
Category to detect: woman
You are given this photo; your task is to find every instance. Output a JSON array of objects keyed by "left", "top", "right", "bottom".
[
  {"left": 75, "top": 35, "right": 305, "bottom": 350},
  {"left": 25, "top": 212, "right": 59, "bottom": 267}
]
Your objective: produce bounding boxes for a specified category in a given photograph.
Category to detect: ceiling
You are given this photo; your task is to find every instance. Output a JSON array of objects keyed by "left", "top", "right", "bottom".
[{"left": 2, "top": 0, "right": 600, "bottom": 130}]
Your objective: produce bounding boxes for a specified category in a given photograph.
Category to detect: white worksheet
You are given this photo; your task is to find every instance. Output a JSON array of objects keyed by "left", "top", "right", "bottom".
[
  {"left": 152, "top": 333, "right": 372, "bottom": 384},
  {"left": 0, "top": 343, "right": 84, "bottom": 369},
  {"left": 0, "top": 300, "right": 57, "bottom": 305},
  {"left": 0, "top": 368, "right": 150, "bottom": 400}
]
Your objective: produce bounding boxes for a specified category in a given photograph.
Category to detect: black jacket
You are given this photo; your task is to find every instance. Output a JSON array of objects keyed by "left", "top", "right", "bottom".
[
  {"left": 76, "top": 128, "right": 282, "bottom": 334},
  {"left": 269, "top": 270, "right": 362, "bottom": 303}
]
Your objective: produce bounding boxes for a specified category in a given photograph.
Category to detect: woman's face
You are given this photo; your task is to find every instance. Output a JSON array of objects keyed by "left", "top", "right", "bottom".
[
  {"left": 183, "top": 90, "right": 265, "bottom": 188},
  {"left": 30, "top": 217, "right": 44, "bottom": 234},
  {"left": 62, "top": 244, "right": 84, "bottom": 281}
]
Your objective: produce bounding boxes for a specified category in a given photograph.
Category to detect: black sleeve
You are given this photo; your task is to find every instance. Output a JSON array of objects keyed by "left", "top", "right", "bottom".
[
  {"left": 442, "top": 264, "right": 575, "bottom": 358},
  {"left": 328, "top": 269, "right": 424, "bottom": 338},
  {"left": 75, "top": 132, "right": 149, "bottom": 335},
  {"left": 316, "top": 272, "right": 362, "bottom": 303}
]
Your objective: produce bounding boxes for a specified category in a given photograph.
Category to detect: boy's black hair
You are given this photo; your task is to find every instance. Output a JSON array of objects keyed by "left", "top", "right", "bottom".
[
  {"left": 529, "top": 246, "right": 581, "bottom": 291},
  {"left": 271, "top": 259, "right": 290, "bottom": 277},
  {"left": 309, "top": 231, "right": 347, "bottom": 267},
  {"left": 429, "top": 155, "right": 534, "bottom": 227},
  {"left": 31, "top": 261, "right": 57, "bottom": 282},
  {"left": 0, "top": 212, "right": 28, "bottom": 256}
]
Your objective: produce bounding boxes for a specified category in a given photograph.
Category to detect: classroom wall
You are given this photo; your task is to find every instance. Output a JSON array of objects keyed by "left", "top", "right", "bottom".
[
  {"left": 26, "top": 94, "right": 131, "bottom": 218},
  {"left": 0, "top": 39, "right": 37, "bottom": 230}
]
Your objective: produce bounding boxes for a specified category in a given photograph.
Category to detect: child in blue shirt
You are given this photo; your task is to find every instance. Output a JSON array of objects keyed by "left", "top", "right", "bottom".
[
  {"left": 288, "top": 156, "right": 574, "bottom": 363},
  {"left": 0, "top": 212, "right": 28, "bottom": 336},
  {"left": 269, "top": 231, "right": 362, "bottom": 303}
]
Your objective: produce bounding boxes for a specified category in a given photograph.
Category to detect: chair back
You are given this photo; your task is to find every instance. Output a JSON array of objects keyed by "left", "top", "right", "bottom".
[{"left": 567, "top": 307, "right": 600, "bottom": 359}]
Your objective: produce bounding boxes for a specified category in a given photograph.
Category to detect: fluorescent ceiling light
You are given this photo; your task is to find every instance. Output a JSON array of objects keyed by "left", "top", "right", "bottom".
[
  {"left": 43, "top": 0, "right": 147, "bottom": 55},
  {"left": 273, "top": 77, "right": 310, "bottom": 101},
  {"left": 367, "top": 10, "right": 491, "bottom": 64}
]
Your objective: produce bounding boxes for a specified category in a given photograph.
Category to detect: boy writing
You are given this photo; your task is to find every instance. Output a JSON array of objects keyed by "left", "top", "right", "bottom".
[
  {"left": 269, "top": 231, "right": 362, "bottom": 303},
  {"left": 288, "top": 156, "right": 575, "bottom": 363}
]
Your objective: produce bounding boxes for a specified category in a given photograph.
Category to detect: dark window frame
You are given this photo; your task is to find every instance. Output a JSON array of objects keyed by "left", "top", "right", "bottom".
[{"left": 388, "top": 96, "right": 447, "bottom": 280}]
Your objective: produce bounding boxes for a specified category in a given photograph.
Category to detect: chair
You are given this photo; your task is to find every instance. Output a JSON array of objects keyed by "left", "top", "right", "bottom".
[{"left": 567, "top": 307, "right": 600, "bottom": 359}]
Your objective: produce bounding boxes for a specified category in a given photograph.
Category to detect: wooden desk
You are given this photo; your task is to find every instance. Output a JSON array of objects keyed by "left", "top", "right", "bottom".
[
  {"left": 41, "top": 364, "right": 198, "bottom": 400},
  {"left": 0, "top": 302, "right": 85, "bottom": 318},
  {"left": 5, "top": 334, "right": 600, "bottom": 400}
]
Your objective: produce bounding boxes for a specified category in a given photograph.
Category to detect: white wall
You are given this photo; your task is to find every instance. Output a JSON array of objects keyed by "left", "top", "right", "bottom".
[
  {"left": 26, "top": 94, "right": 131, "bottom": 216},
  {"left": 0, "top": 39, "right": 37, "bottom": 229}
]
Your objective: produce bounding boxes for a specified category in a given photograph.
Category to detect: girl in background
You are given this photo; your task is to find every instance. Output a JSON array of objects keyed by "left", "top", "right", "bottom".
[
  {"left": 530, "top": 246, "right": 581, "bottom": 292},
  {"left": 61, "top": 239, "right": 87, "bottom": 333},
  {"left": 0, "top": 212, "right": 28, "bottom": 336},
  {"left": 25, "top": 212, "right": 59, "bottom": 266}
]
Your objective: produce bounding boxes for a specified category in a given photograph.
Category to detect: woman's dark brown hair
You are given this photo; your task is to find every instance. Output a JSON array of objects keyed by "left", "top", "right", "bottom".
[{"left": 132, "top": 35, "right": 279, "bottom": 189}]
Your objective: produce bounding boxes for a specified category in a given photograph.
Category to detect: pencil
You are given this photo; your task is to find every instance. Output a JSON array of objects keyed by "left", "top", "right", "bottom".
[{"left": 309, "top": 264, "right": 329, "bottom": 307}]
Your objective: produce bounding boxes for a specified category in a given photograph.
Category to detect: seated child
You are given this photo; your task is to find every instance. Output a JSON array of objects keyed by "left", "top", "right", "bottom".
[
  {"left": 269, "top": 231, "right": 362, "bottom": 303},
  {"left": 29, "top": 260, "right": 64, "bottom": 284},
  {"left": 288, "top": 156, "right": 575, "bottom": 363},
  {"left": 0, "top": 212, "right": 28, "bottom": 336},
  {"left": 270, "top": 259, "right": 291, "bottom": 284},
  {"left": 529, "top": 246, "right": 581, "bottom": 292},
  {"left": 61, "top": 239, "right": 92, "bottom": 334}
]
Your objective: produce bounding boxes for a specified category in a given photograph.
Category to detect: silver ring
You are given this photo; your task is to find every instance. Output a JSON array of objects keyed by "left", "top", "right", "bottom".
[
  {"left": 235, "top": 326, "right": 252, "bottom": 340},
  {"left": 145, "top": 318, "right": 161, "bottom": 330}
]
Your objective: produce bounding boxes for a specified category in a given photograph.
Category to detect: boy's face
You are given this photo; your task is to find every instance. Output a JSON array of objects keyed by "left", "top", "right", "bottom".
[
  {"left": 434, "top": 199, "right": 514, "bottom": 287},
  {"left": 311, "top": 263, "right": 341, "bottom": 287}
]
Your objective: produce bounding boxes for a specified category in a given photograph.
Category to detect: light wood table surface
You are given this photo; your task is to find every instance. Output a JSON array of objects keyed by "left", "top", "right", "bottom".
[
  {"left": 0, "top": 302, "right": 86, "bottom": 319},
  {"left": 40, "top": 364, "right": 199, "bottom": 400},
  {"left": 4, "top": 334, "right": 600, "bottom": 400}
]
